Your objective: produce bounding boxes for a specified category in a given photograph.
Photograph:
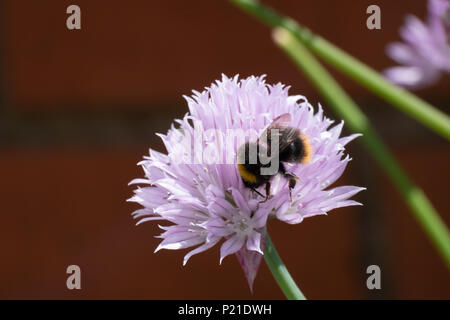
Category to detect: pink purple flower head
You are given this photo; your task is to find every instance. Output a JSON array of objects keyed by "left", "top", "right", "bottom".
[
  {"left": 128, "top": 75, "right": 364, "bottom": 291},
  {"left": 384, "top": 0, "right": 450, "bottom": 88}
]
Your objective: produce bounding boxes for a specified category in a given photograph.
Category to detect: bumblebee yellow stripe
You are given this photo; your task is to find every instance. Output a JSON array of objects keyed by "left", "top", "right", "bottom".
[{"left": 238, "top": 163, "right": 258, "bottom": 183}]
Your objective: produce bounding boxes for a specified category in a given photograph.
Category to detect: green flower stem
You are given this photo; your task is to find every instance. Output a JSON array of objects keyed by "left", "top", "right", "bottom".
[
  {"left": 230, "top": 0, "right": 450, "bottom": 141},
  {"left": 264, "top": 233, "right": 307, "bottom": 300},
  {"left": 273, "top": 27, "right": 450, "bottom": 269}
]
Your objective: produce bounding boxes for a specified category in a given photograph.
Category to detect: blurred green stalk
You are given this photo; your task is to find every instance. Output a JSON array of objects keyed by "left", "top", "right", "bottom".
[
  {"left": 272, "top": 27, "right": 450, "bottom": 269},
  {"left": 230, "top": 0, "right": 450, "bottom": 141},
  {"left": 264, "top": 233, "right": 307, "bottom": 300}
]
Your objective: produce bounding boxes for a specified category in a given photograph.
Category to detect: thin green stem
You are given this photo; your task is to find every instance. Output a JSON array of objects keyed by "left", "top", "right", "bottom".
[
  {"left": 230, "top": 0, "right": 450, "bottom": 141},
  {"left": 264, "top": 233, "right": 306, "bottom": 300},
  {"left": 272, "top": 28, "right": 450, "bottom": 269}
]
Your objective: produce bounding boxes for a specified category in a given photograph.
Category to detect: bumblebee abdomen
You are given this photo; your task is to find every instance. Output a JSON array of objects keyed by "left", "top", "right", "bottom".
[
  {"left": 237, "top": 163, "right": 270, "bottom": 188},
  {"left": 279, "top": 133, "right": 311, "bottom": 164}
]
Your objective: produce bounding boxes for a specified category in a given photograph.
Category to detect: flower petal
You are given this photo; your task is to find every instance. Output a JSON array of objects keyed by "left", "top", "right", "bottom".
[
  {"left": 183, "top": 235, "right": 221, "bottom": 265},
  {"left": 246, "top": 231, "right": 263, "bottom": 254},
  {"left": 235, "top": 230, "right": 266, "bottom": 292},
  {"left": 220, "top": 234, "right": 246, "bottom": 264}
]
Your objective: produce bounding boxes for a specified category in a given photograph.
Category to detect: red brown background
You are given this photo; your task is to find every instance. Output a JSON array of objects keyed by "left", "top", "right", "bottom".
[{"left": 0, "top": 0, "right": 449, "bottom": 299}]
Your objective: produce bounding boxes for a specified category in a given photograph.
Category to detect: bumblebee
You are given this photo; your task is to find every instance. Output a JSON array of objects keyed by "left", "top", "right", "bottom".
[{"left": 237, "top": 113, "right": 311, "bottom": 201}]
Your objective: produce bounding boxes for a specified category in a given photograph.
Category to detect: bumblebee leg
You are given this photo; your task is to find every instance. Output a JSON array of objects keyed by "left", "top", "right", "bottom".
[
  {"left": 258, "top": 182, "right": 271, "bottom": 203},
  {"left": 289, "top": 178, "right": 296, "bottom": 202},
  {"left": 255, "top": 182, "right": 272, "bottom": 203},
  {"left": 250, "top": 187, "right": 265, "bottom": 199},
  {"left": 279, "top": 162, "right": 287, "bottom": 175},
  {"left": 284, "top": 172, "right": 299, "bottom": 202},
  {"left": 287, "top": 175, "right": 298, "bottom": 189},
  {"left": 265, "top": 182, "right": 271, "bottom": 200}
]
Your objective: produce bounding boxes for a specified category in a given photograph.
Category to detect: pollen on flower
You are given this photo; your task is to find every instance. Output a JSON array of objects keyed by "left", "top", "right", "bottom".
[{"left": 229, "top": 215, "right": 253, "bottom": 235}]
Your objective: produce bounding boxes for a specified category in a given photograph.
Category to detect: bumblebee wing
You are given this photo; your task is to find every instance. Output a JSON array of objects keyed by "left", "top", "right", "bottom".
[
  {"left": 259, "top": 113, "right": 291, "bottom": 146},
  {"left": 267, "top": 113, "right": 291, "bottom": 129},
  {"left": 259, "top": 114, "right": 296, "bottom": 157},
  {"left": 270, "top": 127, "right": 299, "bottom": 153}
]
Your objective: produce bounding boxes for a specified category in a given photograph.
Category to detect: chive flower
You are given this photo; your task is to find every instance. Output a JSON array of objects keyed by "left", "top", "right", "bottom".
[
  {"left": 129, "top": 75, "right": 364, "bottom": 290},
  {"left": 385, "top": 0, "right": 450, "bottom": 88}
]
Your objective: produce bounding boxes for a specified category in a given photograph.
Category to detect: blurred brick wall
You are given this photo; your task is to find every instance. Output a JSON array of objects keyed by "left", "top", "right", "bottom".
[
  {"left": 0, "top": 1, "right": 449, "bottom": 299},
  {"left": 3, "top": 0, "right": 450, "bottom": 110}
]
